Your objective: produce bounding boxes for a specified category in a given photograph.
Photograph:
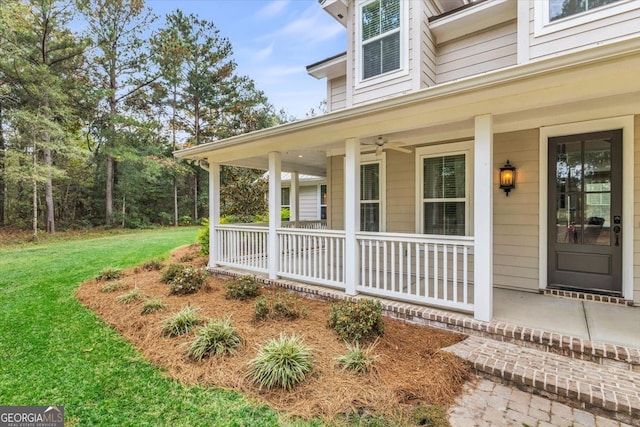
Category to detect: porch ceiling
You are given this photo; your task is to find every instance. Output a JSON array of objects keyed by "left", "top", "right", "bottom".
[{"left": 175, "top": 38, "right": 640, "bottom": 170}]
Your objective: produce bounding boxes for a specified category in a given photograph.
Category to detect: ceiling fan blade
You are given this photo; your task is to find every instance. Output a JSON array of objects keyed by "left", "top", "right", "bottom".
[{"left": 386, "top": 144, "right": 412, "bottom": 154}]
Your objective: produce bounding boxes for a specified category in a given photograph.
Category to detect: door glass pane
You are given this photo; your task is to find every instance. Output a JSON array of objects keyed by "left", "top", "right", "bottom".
[
  {"left": 424, "top": 202, "right": 465, "bottom": 236},
  {"left": 584, "top": 138, "right": 611, "bottom": 245},
  {"left": 361, "top": 203, "right": 379, "bottom": 232},
  {"left": 555, "top": 138, "right": 612, "bottom": 246}
]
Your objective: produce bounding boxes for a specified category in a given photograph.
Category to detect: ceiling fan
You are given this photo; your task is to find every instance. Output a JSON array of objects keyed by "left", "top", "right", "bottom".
[{"left": 364, "top": 136, "right": 412, "bottom": 156}]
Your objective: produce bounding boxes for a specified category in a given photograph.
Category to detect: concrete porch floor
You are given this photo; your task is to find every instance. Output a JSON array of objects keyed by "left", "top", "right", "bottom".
[{"left": 494, "top": 288, "right": 640, "bottom": 349}]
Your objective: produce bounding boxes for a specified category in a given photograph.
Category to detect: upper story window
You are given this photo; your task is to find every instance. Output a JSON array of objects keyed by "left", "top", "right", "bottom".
[
  {"left": 550, "top": 0, "right": 625, "bottom": 21},
  {"left": 361, "top": 0, "right": 400, "bottom": 80},
  {"left": 536, "top": 0, "right": 637, "bottom": 36}
]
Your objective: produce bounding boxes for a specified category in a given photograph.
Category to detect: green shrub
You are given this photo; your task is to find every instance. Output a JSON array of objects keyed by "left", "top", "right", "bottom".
[
  {"left": 254, "top": 297, "right": 269, "bottom": 321},
  {"left": 328, "top": 298, "right": 384, "bottom": 343},
  {"left": 141, "top": 259, "right": 163, "bottom": 271},
  {"left": 197, "top": 218, "right": 209, "bottom": 255},
  {"left": 161, "top": 264, "right": 208, "bottom": 295},
  {"left": 96, "top": 266, "right": 122, "bottom": 281},
  {"left": 161, "top": 306, "right": 202, "bottom": 337},
  {"left": 253, "top": 292, "right": 306, "bottom": 321},
  {"left": 247, "top": 334, "right": 313, "bottom": 390},
  {"left": 179, "top": 215, "right": 192, "bottom": 226},
  {"left": 225, "top": 276, "right": 261, "bottom": 300},
  {"left": 188, "top": 317, "right": 243, "bottom": 360},
  {"left": 116, "top": 288, "right": 141, "bottom": 304},
  {"left": 161, "top": 263, "right": 185, "bottom": 284},
  {"left": 100, "top": 280, "right": 127, "bottom": 293},
  {"left": 141, "top": 298, "right": 165, "bottom": 315},
  {"left": 337, "top": 340, "right": 380, "bottom": 374}
]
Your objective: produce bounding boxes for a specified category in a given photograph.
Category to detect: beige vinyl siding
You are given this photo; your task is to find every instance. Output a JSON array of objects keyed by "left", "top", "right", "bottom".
[
  {"left": 633, "top": 115, "right": 640, "bottom": 304},
  {"left": 299, "top": 186, "right": 319, "bottom": 220},
  {"left": 527, "top": 1, "right": 640, "bottom": 61},
  {"left": 493, "top": 129, "right": 540, "bottom": 292},
  {"left": 435, "top": 21, "right": 517, "bottom": 84},
  {"left": 420, "top": 0, "right": 437, "bottom": 87},
  {"left": 385, "top": 150, "right": 415, "bottom": 232},
  {"left": 328, "top": 76, "right": 347, "bottom": 112},
  {"left": 329, "top": 156, "right": 344, "bottom": 230}
]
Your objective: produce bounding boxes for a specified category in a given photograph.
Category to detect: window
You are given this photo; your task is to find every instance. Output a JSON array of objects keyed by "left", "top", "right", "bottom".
[
  {"left": 549, "top": 0, "right": 624, "bottom": 21},
  {"left": 281, "top": 187, "right": 290, "bottom": 220},
  {"left": 360, "top": 0, "right": 401, "bottom": 80},
  {"left": 416, "top": 142, "right": 472, "bottom": 236},
  {"left": 320, "top": 184, "right": 327, "bottom": 220},
  {"left": 535, "top": 0, "right": 636, "bottom": 36},
  {"left": 361, "top": 162, "right": 381, "bottom": 231}
]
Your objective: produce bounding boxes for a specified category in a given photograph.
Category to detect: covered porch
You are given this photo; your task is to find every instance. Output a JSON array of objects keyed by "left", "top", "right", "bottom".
[{"left": 175, "top": 41, "right": 640, "bottom": 324}]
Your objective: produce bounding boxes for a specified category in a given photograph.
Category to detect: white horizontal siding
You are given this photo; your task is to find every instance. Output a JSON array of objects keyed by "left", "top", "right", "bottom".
[
  {"left": 436, "top": 21, "right": 517, "bottom": 84},
  {"left": 529, "top": 1, "right": 640, "bottom": 60},
  {"left": 299, "top": 186, "right": 319, "bottom": 220},
  {"left": 328, "top": 76, "right": 347, "bottom": 112}
]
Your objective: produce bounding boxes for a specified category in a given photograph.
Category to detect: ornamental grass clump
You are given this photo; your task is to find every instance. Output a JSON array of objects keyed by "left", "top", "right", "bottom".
[
  {"left": 100, "top": 280, "right": 127, "bottom": 293},
  {"left": 337, "top": 339, "right": 380, "bottom": 374},
  {"left": 116, "top": 288, "right": 141, "bottom": 304},
  {"left": 96, "top": 266, "right": 122, "bottom": 281},
  {"left": 161, "top": 306, "right": 202, "bottom": 337},
  {"left": 248, "top": 334, "right": 313, "bottom": 390},
  {"left": 225, "top": 275, "right": 261, "bottom": 300},
  {"left": 328, "top": 298, "right": 384, "bottom": 343},
  {"left": 188, "top": 317, "right": 243, "bottom": 360},
  {"left": 140, "top": 298, "right": 165, "bottom": 315}
]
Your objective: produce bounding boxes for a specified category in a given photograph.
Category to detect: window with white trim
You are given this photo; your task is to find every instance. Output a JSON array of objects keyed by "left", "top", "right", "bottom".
[
  {"left": 360, "top": 155, "right": 385, "bottom": 231},
  {"left": 281, "top": 187, "right": 290, "bottom": 220},
  {"left": 360, "top": 0, "right": 401, "bottom": 81},
  {"left": 549, "top": 0, "right": 624, "bottom": 21},
  {"left": 417, "top": 143, "right": 471, "bottom": 236},
  {"left": 535, "top": 0, "right": 637, "bottom": 35},
  {"left": 320, "top": 184, "right": 327, "bottom": 220}
]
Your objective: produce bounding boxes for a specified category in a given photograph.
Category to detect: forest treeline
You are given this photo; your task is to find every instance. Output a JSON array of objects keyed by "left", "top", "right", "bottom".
[{"left": 0, "top": 0, "right": 301, "bottom": 236}]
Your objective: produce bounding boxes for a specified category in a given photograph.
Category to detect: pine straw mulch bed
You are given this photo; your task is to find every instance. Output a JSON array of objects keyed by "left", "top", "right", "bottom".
[{"left": 76, "top": 245, "right": 471, "bottom": 425}]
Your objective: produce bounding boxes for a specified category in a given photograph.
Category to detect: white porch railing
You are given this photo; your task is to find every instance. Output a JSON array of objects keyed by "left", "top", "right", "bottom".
[
  {"left": 212, "top": 225, "right": 474, "bottom": 314},
  {"left": 282, "top": 220, "right": 327, "bottom": 229},
  {"left": 356, "top": 232, "right": 474, "bottom": 313},
  {"left": 215, "top": 225, "right": 269, "bottom": 273},
  {"left": 277, "top": 228, "right": 345, "bottom": 289}
]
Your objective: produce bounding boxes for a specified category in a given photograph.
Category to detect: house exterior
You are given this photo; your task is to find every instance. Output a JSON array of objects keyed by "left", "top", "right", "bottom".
[{"left": 176, "top": 0, "right": 640, "bottom": 322}]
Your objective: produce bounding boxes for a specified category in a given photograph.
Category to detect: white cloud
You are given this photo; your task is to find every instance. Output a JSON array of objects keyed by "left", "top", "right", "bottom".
[
  {"left": 254, "top": 0, "right": 291, "bottom": 20},
  {"left": 253, "top": 41, "right": 275, "bottom": 63},
  {"left": 260, "top": 3, "right": 344, "bottom": 45}
]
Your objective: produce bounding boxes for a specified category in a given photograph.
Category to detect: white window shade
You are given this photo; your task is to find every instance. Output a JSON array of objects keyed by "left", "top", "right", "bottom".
[{"left": 361, "top": 0, "right": 401, "bottom": 80}]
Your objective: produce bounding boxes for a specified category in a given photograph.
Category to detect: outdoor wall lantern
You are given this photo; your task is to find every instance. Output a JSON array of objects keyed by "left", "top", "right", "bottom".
[{"left": 499, "top": 160, "right": 516, "bottom": 196}]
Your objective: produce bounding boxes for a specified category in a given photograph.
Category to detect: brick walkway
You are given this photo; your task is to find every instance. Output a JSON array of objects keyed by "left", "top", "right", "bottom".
[{"left": 448, "top": 378, "right": 633, "bottom": 427}]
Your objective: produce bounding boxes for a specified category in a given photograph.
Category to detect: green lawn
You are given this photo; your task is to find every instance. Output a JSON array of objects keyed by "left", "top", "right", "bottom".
[{"left": 0, "top": 228, "right": 319, "bottom": 426}]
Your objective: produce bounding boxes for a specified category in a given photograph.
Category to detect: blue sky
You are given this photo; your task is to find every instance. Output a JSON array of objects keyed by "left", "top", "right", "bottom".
[{"left": 148, "top": 0, "right": 347, "bottom": 118}]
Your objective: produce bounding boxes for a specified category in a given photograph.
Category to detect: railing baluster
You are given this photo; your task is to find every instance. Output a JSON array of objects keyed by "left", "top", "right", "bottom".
[
  {"left": 434, "top": 244, "right": 439, "bottom": 300},
  {"left": 444, "top": 243, "right": 449, "bottom": 302},
  {"left": 453, "top": 245, "right": 458, "bottom": 303}
]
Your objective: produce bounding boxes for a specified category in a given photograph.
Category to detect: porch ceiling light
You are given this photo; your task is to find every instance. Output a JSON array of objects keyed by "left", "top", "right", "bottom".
[{"left": 499, "top": 160, "right": 516, "bottom": 196}]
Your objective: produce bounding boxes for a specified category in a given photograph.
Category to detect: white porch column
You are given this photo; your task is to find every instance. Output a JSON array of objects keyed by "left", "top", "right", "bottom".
[
  {"left": 290, "top": 172, "right": 299, "bottom": 222},
  {"left": 208, "top": 161, "right": 221, "bottom": 269},
  {"left": 474, "top": 114, "right": 494, "bottom": 322},
  {"left": 268, "top": 152, "right": 282, "bottom": 279},
  {"left": 344, "top": 138, "right": 360, "bottom": 295}
]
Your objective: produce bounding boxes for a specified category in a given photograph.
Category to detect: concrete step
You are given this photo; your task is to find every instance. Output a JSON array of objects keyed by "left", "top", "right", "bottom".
[{"left": 444, "top": 335, "right": 640, "bottom": 426}]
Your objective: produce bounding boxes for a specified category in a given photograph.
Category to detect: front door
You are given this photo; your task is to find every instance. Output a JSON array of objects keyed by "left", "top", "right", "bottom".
[{"left": 548, "top": 130, "right": 622, "bottom": 294}]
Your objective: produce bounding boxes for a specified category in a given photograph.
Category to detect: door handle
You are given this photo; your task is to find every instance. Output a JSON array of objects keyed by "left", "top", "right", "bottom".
[{"left": 614, "top": 225, "right": 621, "bottom": 246}]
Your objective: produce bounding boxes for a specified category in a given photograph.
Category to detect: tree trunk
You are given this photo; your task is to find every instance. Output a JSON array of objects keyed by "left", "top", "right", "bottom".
[
  {"left": 32, "top": 141, "right": 38, "bottom": 240},
  {"left": 194, "top": 173, "right": 198, "bottom": 222},
  {"left": 172, "top": 83, "right": 179, "bottom": 227},
  {"left": 43, "top": 147, "right": 55, "bottom": 233},
  {"left": 106, "top": 155, "right": 114, "bottom": 224},
  {"left": 193, "top": 99, "right": 200, "bottom": 222},
  {"left": 0, "top": 103, "right": 5, "bottom": 226}
]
